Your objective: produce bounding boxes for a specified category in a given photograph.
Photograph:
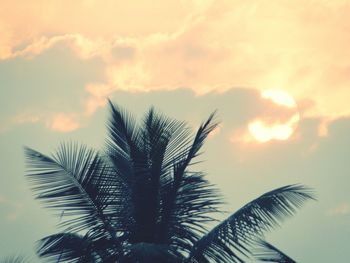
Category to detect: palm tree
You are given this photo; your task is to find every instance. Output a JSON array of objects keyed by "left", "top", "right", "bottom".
[{"left": 24, "top": 101, "right": 314, "bottom": 262}]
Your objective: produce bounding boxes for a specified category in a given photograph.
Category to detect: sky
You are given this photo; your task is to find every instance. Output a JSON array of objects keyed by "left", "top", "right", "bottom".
[{"left": 0, "top": 0, "right": 349, "bottom": 261}]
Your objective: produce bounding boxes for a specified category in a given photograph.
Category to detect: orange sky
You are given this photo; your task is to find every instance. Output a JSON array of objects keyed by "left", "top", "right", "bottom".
[
  {"left": 1, "top": 2, "right": 350, "bottom": 261},
  {"left": 1, "top": 0, "right": 350, "bottom": 137},
  {"left": 1, "top": 0, "right": 350, "bottom": 121}
]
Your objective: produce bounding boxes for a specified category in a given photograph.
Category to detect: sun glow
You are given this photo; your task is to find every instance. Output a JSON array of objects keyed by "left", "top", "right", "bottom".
[
  {"left": 261, "top": 89, "right": 297, "bottom": 108},
  {"left": 248, "top": 89, "right": 300, "bottom": 143},
  {"left": 248, "top": 114, "right": 299, "bottom": 143}
]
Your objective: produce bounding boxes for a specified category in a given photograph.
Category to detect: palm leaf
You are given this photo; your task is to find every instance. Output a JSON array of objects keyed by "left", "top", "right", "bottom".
[
  {"left": 161, "top": 172, "right": 222, "bottom": 255},
  {"left": 253, "top": 240, "right": 297, "bottom": 262},
  {"left": 105, "top": 101, "right": 144, "bottom": 241},
  {"left": 24, "top": 143, "right": 120, "bottom": 236},
  {"left": 131, "top": 108, "right": 189, "bottom": 242},
  {"left": 120, "top": 243, "right": 183, "bottom": 263},
  {"left": 158, "top": 113, "right": 221, "bottom": 253},
  {"left": 105, "top": 103, "right": 218, "bottom": 246},
  {"left": 106, "top": 100, "right": 138, "bottom": 159},
  {"left": 37, "top": 233, "right": 98, "bottom": 262},
  {"left": 189, "top": 185, "right": 315, "bottom": 262}
]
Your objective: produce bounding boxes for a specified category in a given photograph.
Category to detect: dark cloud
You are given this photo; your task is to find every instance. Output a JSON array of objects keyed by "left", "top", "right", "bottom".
[{"left": 0, "top": 45, "right": 105, "bottom": 130}]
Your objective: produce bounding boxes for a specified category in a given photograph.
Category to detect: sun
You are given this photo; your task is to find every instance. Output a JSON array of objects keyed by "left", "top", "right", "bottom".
[
  {"left": 248, "top": 89, "right": 300, "bottom": 143},
  {"left": 261, "top": 89, "right": 297, "bottom": 108}
]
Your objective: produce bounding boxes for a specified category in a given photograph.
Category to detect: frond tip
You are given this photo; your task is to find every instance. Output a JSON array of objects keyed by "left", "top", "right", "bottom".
[{"left": 253, "top": 239, "right": 297, "bottom": 263}]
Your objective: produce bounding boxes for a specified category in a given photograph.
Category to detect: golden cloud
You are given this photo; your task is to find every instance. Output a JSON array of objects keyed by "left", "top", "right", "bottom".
[
  {"left": 328, "top": 203, "right": 350, "bottom": 216},
  {"left": 226, "top": 89, "right": 301, "bottom": 144},
  {"left": 1, "top": 0, "right": 350, "bottom": 120},
  {"left": 47, "top": 113, "right": 80, "bottom": 132}
]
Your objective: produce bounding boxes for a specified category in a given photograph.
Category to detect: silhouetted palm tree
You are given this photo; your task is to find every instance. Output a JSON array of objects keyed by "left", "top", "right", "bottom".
[{"left": 25, "top": 101, "right": 314, "bottom": 262}]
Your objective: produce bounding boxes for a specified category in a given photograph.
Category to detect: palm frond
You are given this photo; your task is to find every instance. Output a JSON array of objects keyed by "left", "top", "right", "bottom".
[
  {"left": 189, "top": 185, "right": 315, "bottom": 262},
  {"left": 160, "top": 171, "right": 222, "bottom": 254},
  {"left": 37, "top": 233, "right": 97, "bottom": 263},
  {"left": 105, "top": 103, "right": 218, "bottom": 246},
  {"left": 106, "top": 100, "right": 138, "bottom": 160},
  {"left": 24, "top": 144, "right": 120, "bottom": 236},
  {"left": 253, "top": 240, "right": 297, "bottom": 262},
  {"left": 121, "top": 243, "right": 183, "bottom": 263},
  {"left": 105, "top": 101, "right": 143, "bottom": 240},
  {"left": 157, "top": 113, "right": 221, "bottom": 252},
  {"left": 177, "top": 111, "right": 218, "bottom": 172},
  {"left": 131, "top": 108, "right": 189, "bottom": 242}
]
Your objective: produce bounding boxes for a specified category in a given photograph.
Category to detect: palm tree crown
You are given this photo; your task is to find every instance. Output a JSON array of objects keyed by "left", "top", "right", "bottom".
[{"left": 25, "top": 101, "right": 314, "bottom": 262}]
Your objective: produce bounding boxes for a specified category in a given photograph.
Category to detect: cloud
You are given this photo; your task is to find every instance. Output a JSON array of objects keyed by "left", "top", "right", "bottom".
[
  {"left": 1, "top": 112, "right": 81, "bottom": 134},
  {"left": 47, "top": 113, "right": 80, "bottom": 132},
  {"left": 79, "top": 0, "right": 350, "bottom": 120},
  {"left": 84, "top": 84, "right": 112, "bottom": 115},
  {"left": 11, "top": 113, "right": 41, "bottom": 124},
  {"left": 1, "top": 34, "right": 101, "bottom": 60},
  {"left": 0, "top": 32, "right": 105, "bottom": 133},
  {"left": 5, "top": 202, "right": 24, "bottom": 222},
  {"left": 0, "top": 196, "right": 24, "bottom": 222},
  {"left": 2, "top": 0, "right": 350, "bottom": 127},
  {"left": 0, "top": 112, "right": 42, "bottom": 133},
  {"left": 227, "top": 89, "right": 300, "bottom": 144},
  {"left": 328, "top": 203, "right": 350, "bottom": 216},
  {"left": 0, "top": 0, "right": 193, "bottom": 57}
]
